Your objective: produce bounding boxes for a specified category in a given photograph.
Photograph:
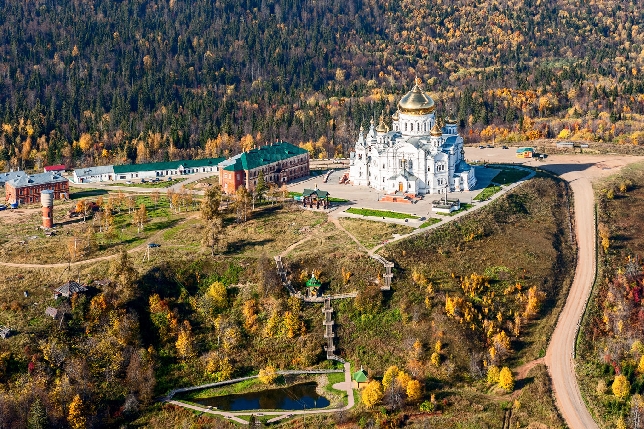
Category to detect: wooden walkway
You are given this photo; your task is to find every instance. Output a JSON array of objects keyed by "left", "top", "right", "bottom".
[{"left": 274, "top": 253, "right": 393, "bottom": 364}]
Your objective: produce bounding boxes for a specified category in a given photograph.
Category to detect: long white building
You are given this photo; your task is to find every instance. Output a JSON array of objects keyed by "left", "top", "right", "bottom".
[{"left": 349, "top": 83, "right": 476, "bottom": 195}]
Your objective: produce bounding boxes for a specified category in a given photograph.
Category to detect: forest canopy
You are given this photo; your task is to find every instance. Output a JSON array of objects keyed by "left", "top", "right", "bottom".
[{"left": 1, "top": 0, "right": 644, "bottom": 170}]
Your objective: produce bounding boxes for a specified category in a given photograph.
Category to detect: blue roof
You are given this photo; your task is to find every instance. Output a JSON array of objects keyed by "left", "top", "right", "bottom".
[{"left": 6, "top": 172, "right": 68, "bottom": 187}]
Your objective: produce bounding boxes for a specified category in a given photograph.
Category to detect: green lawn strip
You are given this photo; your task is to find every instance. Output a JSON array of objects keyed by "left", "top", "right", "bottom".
[
  {"left": 474, "top": 185, "right": 502, "bottom": 201},
  {"left": 419, "top": 218, "right": 441, "bottom": 228},
  {"left": 434, "top": 203, "right": 474, "bottom": 217},
  {"left": 489, "top": 167, "right": 531, "bottom": 184},
  {"left": 345, "top": 208, "right": 418, "bottom": 219},
  {"left": 177, "top": 378, "right": 262, "bottom": 401},
  {"left": 103, "top": 178, "right": 187, "bottom": 188},
  {"left": 288, "top": 191, "right": 348, "bottom": 203}
]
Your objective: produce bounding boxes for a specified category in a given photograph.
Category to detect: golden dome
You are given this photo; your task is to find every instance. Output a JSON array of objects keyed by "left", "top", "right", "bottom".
[
  {"left": 430, "top": 122, "right": 443, "bottom": 137},
  {"left": 398, "top": 84, "right": 435, "bottom": 115},
  {"left": 445, "top": 115, "right": 457, "bottom": 125},
  {"left": 376, "top": 113, "right": 387, "bottom": 133},
  {"left": 392, "top": 110, "right": 399, "bottom": 121}
]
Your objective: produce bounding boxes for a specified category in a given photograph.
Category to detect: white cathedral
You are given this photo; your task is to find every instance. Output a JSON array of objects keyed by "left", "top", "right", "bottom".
[{"left": 349, "top": 83, "right": 476, "bottom": 195}]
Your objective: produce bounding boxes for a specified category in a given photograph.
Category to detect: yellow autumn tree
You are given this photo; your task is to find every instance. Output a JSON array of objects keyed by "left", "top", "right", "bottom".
[
  {"left": 430, "top": 352, "right": 441, "bottom": 367},
  {"left": 487, "top": 365, "right": 500, "bottom": 384},
  {"left": 406, "top": 379, "right": 422, "bottom": 401},
  {"left": 206, "top": 281, "right": 228, "bottom": 311},
  {"left": 638, "top": 355, "right": 644, "bottom": 374},
  {"left": 175, "top": 321, "right": 195, "bottom": 360},
  {"left": 396, "top": 371, "right": 412, "bottom": 391},
  {"left": 382, "top": 365, "right": 399, "bottom": 390},
  {"left": 612, "top": 374, "right": 631, "bottom": 400},
  {"left": 498, "top": 367, "right": 514, "bottom": 392},
  {"left": 258, "top": 365, "right": 278, "bottom": 384},
  {"left": 68, "top": 394, "right": 86, "bottom": 429},
  {"left": 242, "top": 300, "right": 258, "bottom": 333},
  {"left": 362, "top": 380, "right": 383, "bottom": 408}
]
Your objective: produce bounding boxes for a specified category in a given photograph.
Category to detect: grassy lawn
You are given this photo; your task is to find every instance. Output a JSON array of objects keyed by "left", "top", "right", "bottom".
[
  {"left": 345, "top": 207, "right": 418, "bottom": 219},
  {"left": 338, "top": 218, "right": 415, "bottom": 248},
  {"left": 104, "top": 178, "right": 187, "bottom": 188},
  {"left": 419, "top": 218, "right": 441, "bottom": 228},
  {"left": 434, "top": 203, "right": 474, "bottom": 216},
  {"left": 474, "top": 185, "right": 502, "bottom": 201},
  {"left": 490, "top": 166, "right": 531, "bottom": 184}
]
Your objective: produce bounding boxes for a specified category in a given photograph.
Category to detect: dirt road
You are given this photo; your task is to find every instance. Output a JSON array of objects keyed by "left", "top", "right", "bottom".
[{"left": 544, "top": 170, "right": 599, "bottom": 429}]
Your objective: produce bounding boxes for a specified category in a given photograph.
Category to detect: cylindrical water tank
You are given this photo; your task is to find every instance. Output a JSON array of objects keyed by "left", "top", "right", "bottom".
[{"left": 41, "top": 189, "right": 54, "bottom": 207}]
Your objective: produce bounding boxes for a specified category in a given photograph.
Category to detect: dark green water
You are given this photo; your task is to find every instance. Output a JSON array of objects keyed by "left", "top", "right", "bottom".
[{"left": 194, "top": 382, "right": 330, "bottom": 411}]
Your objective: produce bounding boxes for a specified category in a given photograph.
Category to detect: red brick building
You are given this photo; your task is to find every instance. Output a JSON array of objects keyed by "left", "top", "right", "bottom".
[
  {"left": 5, "top": 173, "right": 69, "bottom": 205},
  {"left": 219, "top": 142, "right": 309, "bottom": 194}
]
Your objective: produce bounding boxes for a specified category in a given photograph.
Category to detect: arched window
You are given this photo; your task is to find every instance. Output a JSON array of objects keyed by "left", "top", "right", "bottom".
[{"left": 405, "top": 123, "right": 408, "bottom": 131}]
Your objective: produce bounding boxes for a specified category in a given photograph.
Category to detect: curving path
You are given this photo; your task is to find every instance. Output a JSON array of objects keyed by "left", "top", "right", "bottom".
[
  {"left": 544, "top": 171, "right": 599, "bottom": 429},
  {"left": 0, "top": 214, "right": 198, "bottom": 269}
]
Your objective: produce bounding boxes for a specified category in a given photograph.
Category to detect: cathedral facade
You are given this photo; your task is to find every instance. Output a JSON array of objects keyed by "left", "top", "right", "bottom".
[{"left": 349, "top": 84, "right": 476, "bottom": 195}]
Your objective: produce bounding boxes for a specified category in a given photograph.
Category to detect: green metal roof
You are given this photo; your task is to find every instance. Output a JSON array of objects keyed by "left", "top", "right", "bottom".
[
  {"left": 302, "top": 188, "right": 329, "bottom": 198},
  {"left": 516, "top": 147, "right": 534, "bottom": 153},
  {"left": 352, "top": 369, "right": 368, "bottom": 383},
  {"left": 113, "top": 157, "right": 225, "bottom": 174},
  {"left": 305, "top": 274, "right": 321, "bottom": 288},
  {"left": 223, "top": 142, "right": 308, "bottom": 172}
]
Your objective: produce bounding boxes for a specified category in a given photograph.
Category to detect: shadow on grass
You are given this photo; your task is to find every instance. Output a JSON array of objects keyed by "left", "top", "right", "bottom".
[
  {"left": 225, "top": 238, "right": 274, "bottom": 254},
  {"left": 70, "top": 189, "right": 109, "bottom": 199},
  {"left": 514, "top": 375, "right": 535, "bottom": 391}
]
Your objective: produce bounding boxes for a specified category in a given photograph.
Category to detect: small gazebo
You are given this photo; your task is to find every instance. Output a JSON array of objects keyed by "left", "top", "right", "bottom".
[
  {"left": 352, "top": 367, "right": 368, "bottom": 389},
  {"left": 305, "top": 273, "right": 322, "bottom": 297},
  {"left": 302, "top": 188, "right": 330, "bottom": 209}
]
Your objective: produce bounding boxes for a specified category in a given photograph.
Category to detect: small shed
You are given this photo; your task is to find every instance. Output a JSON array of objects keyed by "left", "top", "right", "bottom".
[
  {"left": 45, "top": 307, "right": 59, "bottom": 319},
  {"left": 302, "top": 188, "right": 330, "bottom": 209},
  {"left": 0, "top": 326, "right": 12, "bottom": 339},
  {"left": 516, "top": 147, "right": 534, "bottom": 158},
  {"left": 305, "top": 273, "right": 322, "bottom": 297},
  {"left": 53, "top": 281, "right": 87, "bottom": 299},
  {"left": 352, "top": 367, "right": 368, "bottom": 389}
]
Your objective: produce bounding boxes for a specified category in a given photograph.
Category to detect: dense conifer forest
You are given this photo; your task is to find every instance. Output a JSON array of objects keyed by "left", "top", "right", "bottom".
[
  {"left": 1, "top": 0, "right": 643, "bottom": 169},
  {"left": 0, "top": 0, "right": 644, "bottom": 171}
]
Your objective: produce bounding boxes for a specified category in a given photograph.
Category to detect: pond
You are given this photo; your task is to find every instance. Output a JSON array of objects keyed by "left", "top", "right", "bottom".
[{"left": 192, "top": 382, "right": 331, "bottom": 411}]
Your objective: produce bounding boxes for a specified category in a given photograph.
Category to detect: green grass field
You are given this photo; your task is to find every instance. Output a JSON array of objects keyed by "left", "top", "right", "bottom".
[
  {"left": 104, "top": 178, "right": 187, "bottom": 188},
  {"left": 490, "top": 167, "right": 531, "bottom": 184},
  {"left": 419, "top": 218, "right": 441, "bottom": 228},
  {"left": 345, "top": 207, "right": 418, "bottom": 219},
  {"left": 474, "top": 185, "right": 502, "bottom": 201}
]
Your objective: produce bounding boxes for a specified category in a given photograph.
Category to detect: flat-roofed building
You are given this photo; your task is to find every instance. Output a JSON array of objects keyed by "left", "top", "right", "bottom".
[{"left": 72, "top": 165, "right": 115, "bottom": 183}]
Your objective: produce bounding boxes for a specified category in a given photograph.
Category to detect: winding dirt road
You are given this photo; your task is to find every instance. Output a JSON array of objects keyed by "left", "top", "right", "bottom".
[{"left": 544, "top": 170, "right": 599, "bottom": 429}]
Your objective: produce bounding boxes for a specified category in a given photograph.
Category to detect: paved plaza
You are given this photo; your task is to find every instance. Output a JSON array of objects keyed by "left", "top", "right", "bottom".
[{"left": 289, "top": 164, "right": 502, "bottom": 217}]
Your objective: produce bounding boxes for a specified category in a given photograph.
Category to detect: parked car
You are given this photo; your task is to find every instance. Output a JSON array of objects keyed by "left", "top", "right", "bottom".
[
  {"left": 166, "top": 177, "right": 173, "bottom": 181},
  {"left": 486, "top": 144, "right": 494, "bottom": 148},
  {"left": 152, "top": 178, "right": 161, "bottom": 182},
  {"left": 0, "top": 205, "right": 6, "bottom": 211},
  {"left": 502, "top": 145, "right": 509, "bottom": 149},
  {"left": 478, "top": 145, "right": 484, "bottom": 149},
  {"left": 140, "top": 179, "right": 147, "bottom": 183},
  {"left": 147, "top": 243, "right": 161, "bottom": 248},
  {"left": 125, "top": 181, "right": 132, "bottom": 184}
]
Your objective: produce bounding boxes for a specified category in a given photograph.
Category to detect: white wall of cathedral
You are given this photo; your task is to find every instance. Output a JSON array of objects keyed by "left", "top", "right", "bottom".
[{"left": 392, "top": 112, "right": 435, "bottom": 136}]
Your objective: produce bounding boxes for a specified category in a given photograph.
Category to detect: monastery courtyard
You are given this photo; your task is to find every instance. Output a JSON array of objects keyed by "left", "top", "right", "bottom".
[{"left": 291, "top": 146, "right": 641, "bottom": 225}]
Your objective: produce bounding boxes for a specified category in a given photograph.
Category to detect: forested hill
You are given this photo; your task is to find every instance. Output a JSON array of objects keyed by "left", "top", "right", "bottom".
[{"left": 1, "top": 0, "right": 644, "bottom": 168}]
